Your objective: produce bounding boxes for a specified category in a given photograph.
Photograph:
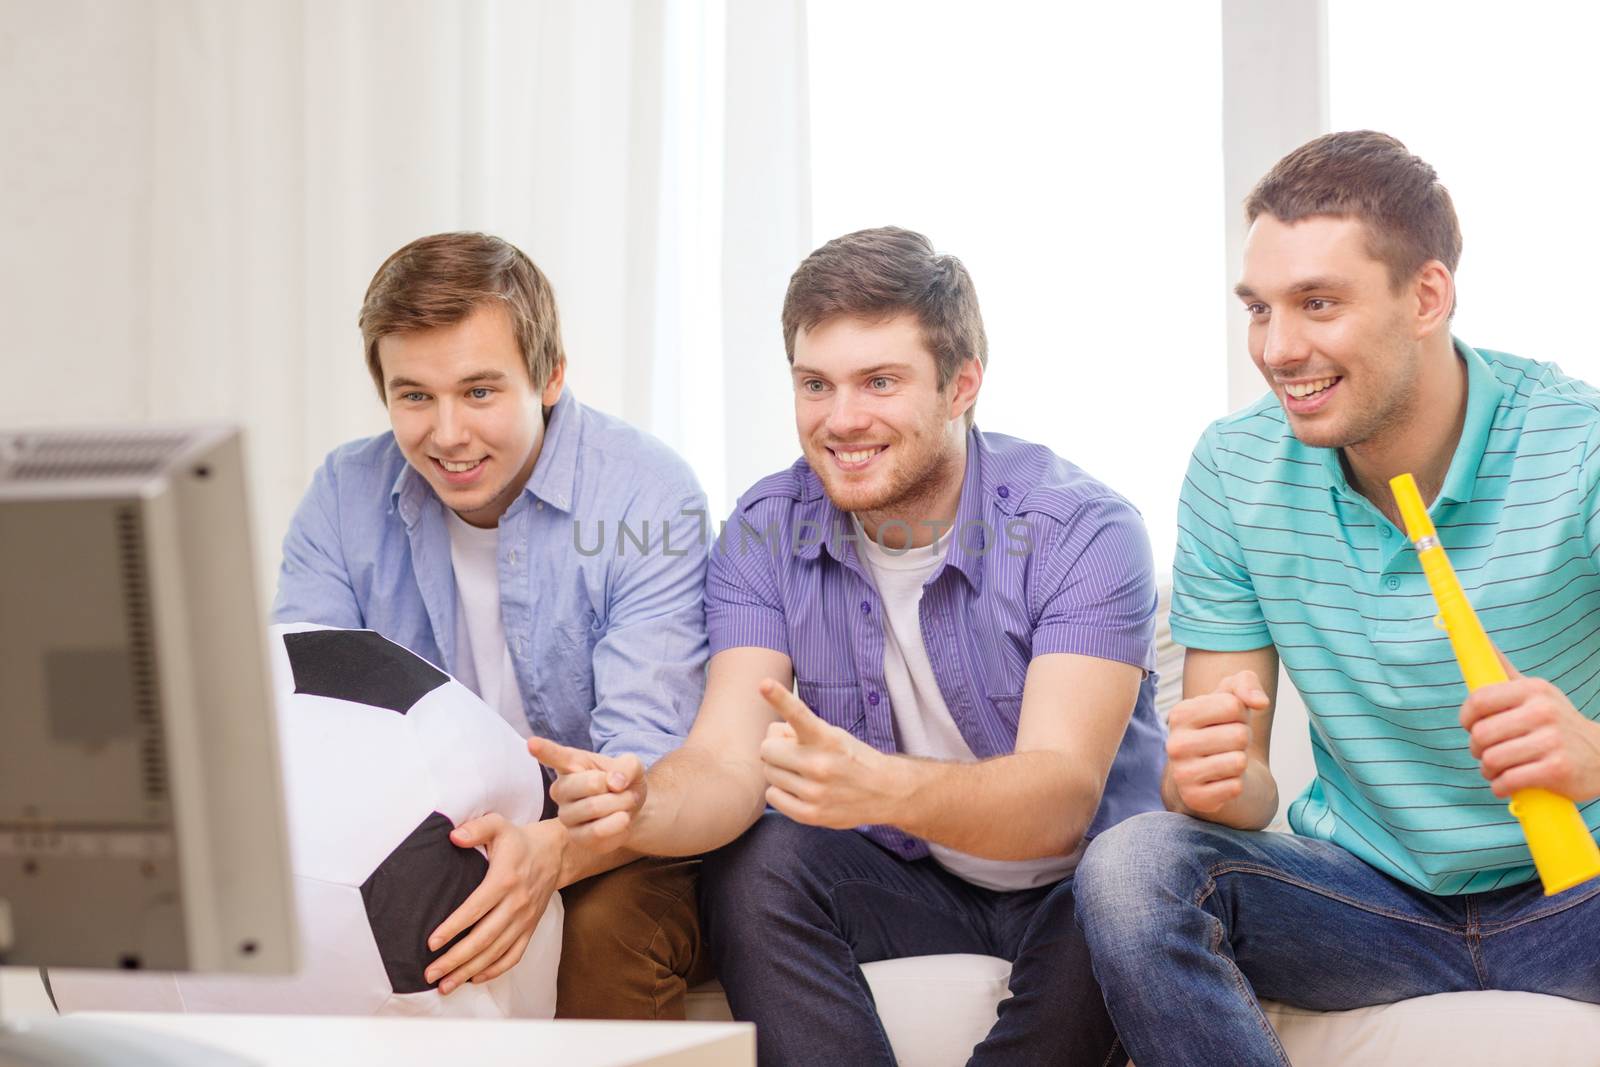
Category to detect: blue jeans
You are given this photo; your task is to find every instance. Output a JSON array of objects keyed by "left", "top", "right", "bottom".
[
  {"left": 1074, "top": 811, "right": 1600, "bottom": 1067},
  {"left": 700, "top": 813, "right": 1124, "bottom": 1067}
]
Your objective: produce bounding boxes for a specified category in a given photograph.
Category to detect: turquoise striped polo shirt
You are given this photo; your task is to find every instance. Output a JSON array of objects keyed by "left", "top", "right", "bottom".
[{"left": 1171, "top": 340, "right": 1600, "bottom": 894}]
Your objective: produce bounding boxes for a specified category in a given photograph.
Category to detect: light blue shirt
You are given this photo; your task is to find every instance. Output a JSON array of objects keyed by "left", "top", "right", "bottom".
[
  {"left": 1173, "top": 341, "right": 1600, "bottom": 894},
  {"left": 273, "top": 389, "right": 709, "bottom": 766}
]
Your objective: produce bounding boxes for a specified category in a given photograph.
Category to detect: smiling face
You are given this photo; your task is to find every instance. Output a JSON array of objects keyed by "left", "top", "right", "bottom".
[
  {"left": 379, "top": 302, "right": 564, "bottom": 528},
  {"left": 1236, "top": 213, "right": 1429, "bottom": 451},
  {"left": 791, "top": 313, "right": 978, "bottom": 518}
]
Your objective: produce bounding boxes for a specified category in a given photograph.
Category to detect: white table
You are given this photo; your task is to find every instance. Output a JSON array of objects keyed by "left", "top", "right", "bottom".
[{"left": 21, "top": 1013, "right": 755, "bottom": 1067}]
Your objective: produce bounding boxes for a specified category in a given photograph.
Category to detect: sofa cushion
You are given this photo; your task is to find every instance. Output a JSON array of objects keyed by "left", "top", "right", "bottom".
[
  {"left": 1265, "top": 990, "right": 1600, "bottom": 1066},
  {"left": 689, "top": 960, "right": 1600, "bottom": 1067},
  {"left": 686, "top": 954, "right": 1010, "bottom": 1066}
]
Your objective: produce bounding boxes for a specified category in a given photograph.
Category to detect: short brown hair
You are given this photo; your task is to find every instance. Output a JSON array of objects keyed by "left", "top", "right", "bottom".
[
  {"left": 1246, "top": 131, "right": 1462, "bottom": 304},
  {"left": 358, "top": 232, "right": 565, "bottom": 399},
  {"left": 782, "top": 227, "right": 987, "bottom": 425}
]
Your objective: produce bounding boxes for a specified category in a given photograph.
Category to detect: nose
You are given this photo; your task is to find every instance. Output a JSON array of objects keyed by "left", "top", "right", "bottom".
[
  {"left": 824, "top": 388, "right": 873, "bottom": 439},
  {"left": 1259, "top": 313, "right": 1309, "bottom": 375},
  {"left": 433, "top": 400, "right": 471, "bottom": 451}
]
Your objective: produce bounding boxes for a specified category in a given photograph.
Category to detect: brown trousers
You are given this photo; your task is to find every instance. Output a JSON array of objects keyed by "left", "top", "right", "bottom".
[{"left": 554, "top": 855, "right": 715, "bottom": 1019}]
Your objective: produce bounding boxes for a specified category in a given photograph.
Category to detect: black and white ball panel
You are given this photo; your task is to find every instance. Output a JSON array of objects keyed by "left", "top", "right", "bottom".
[
  {"left": 360, "top": 811, "right": 489, "bottom": 995},
  {"left": 283, "top": 628, "right": 448, "bottom": 713}
]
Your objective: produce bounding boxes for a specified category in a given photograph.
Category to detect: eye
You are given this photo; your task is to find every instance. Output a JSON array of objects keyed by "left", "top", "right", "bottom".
[
  {"left": 1244, "top": 302, "right": 1268, "bottom": 319},
  {"left": 868, "top": 376, "right": 893, "bottom": 390},
  {"left": 801, "top": 378, "right": 827, "bottom": 394},
  {"left": 468, "top": 386, "right": 493, "bottom": 400},
  {"left": 1305, "top": 298, "right": 1331, "bottom": 312},
  {"left": 399, "top": 391, "right": 428, "bottom": 403}
]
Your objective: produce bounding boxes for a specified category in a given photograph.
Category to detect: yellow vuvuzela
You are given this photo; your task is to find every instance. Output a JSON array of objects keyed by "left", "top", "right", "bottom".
[{"left": 1390, "top": 473, "right": 1600, "bottom": 895}]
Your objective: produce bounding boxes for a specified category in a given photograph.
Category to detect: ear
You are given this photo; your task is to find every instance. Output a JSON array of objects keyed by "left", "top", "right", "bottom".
[
  {"left": 540, "top": 360, "right": 567, "bottom": 407},
  {"left": 1412, "top": 260, "right": 1454, "bottom": 340},
  {"left": 947, "top": 357, "right": 983, "bottom": 423}
]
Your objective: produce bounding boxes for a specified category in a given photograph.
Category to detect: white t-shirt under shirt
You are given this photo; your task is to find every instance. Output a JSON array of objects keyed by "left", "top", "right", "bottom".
[
  {"left": 445, "top": 509, "right": 531, "bottom": 739},
  {"left": 854, "top": 518, "right": 1083, "bottom": 892}
]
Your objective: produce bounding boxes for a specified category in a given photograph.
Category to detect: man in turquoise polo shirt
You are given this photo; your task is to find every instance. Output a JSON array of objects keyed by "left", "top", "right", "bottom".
[{"left": 1074, "top": 130, "right": 1600, "bottom": 1066}]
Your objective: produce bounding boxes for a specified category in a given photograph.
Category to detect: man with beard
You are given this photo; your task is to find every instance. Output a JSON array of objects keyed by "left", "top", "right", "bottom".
[
  {"left": 531, "top": 226, "right": 1165, "bottom": 1066},
  {"left": 1074, "top": 131, "right": 1600, "bottom": 1067}
]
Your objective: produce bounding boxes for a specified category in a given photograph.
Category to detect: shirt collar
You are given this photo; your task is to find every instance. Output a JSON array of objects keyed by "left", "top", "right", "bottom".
[
  {"left": 936, "top": 429, "right": 993, "bottom": 591},
  {"left": 806, "top": 426, "right": 990, "bottom": 592},
  {"left": 525, "top": 387, "right": 581, "bottom": 513},
  {"left": 389, "top": 387, "right": 582, "bottom": 524},
  {"left": 1318, "top": 337, "right": 1506, "bottom": 504},
  {"left": 1436, "top": 339, "right": 1507, "bottom": 505}
]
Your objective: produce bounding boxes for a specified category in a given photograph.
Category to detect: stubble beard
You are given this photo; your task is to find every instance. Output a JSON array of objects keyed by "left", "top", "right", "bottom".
[
  {"left": 1292, "top": 329, "right": 1420, "bottom": 454},
  {"left": 817, "top": 425, "right": 963, "bottom": 530}
]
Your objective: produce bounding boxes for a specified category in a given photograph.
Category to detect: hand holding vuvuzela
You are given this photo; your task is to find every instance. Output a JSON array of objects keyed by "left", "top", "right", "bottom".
[{"left": 1391, "top": 472, "right": 1600, "bottom": 895}]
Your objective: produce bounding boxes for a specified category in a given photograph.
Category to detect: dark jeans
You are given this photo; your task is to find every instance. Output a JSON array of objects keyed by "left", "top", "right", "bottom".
[
  {"left": 1074, "top": 811, "right": 1600, "bottom": 1067},
  {"left": 699, "top": 813, "right": 1124, "bottom": 1067}
]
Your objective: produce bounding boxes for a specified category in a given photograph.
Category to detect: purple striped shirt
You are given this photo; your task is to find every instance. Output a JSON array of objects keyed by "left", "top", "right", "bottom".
[{"left": 706, "top": 427, "right": 1167, "bottom": 860}]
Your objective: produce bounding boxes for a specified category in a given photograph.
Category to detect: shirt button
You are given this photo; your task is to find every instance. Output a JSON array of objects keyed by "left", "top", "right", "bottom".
[
  {"left": 860, "top": 601, "right": 871, "bottom": 615},
  {"left": 1385, "top": 576, "right": 1400, "bottom": 591},
  {"left": 508, "top": 549, "right": 517, "bottom": 564},
  {"left": 1381, "top": 526, "right": 1392, "bottom": 538},
  {"left": 535, "top": 501, "right": 544, "bottom": 511},
  {"left": 900, "top": 840, "right": 917, "bottom": 853},
  {"left": 996, "top": 484, "right": 1010, "bottom": 499},
  {"left": 867, "top": 691, "right": 881, "bottom": 706}
]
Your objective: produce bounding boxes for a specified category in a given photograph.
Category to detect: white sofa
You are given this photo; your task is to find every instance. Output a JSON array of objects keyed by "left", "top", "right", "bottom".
[
  {"left": 687, "top": 962, "right": 1600, "bottom": 1066},
  {"left": 685, "top": 591, "right": 1600, "bottom": 1065}
]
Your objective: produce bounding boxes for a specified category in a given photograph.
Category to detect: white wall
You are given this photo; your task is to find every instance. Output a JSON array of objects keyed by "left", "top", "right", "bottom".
[
  {"left": 1327, "top": 1, "right": 1600, "bottom": 382},
  {"left": 3, "top": 1, "right": 158, "bottom": 429}
]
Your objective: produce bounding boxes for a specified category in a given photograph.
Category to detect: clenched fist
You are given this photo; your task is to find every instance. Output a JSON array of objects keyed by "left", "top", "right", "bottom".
[{"left": 1166, "top": 671, "right": 1270, "bottom": 814}]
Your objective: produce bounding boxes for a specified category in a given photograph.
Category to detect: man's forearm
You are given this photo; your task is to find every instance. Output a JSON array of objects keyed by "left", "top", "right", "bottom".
[
  {"left": 626, "top": 744, "right": 767, "bottom": 857},
  {"left": 881, "top": 751, "right": 1098, "bottom": 861},
  {"left": 1161, "top": 757, "right": 1279, "bottom": 830}
]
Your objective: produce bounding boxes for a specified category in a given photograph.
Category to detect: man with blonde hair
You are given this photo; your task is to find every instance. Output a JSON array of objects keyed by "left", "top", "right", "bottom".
[{"left": 275, "top": 232, "right": 712, "bottom": 1017}]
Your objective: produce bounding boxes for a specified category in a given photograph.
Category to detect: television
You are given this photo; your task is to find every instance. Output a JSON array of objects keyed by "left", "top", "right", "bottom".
[{"left": 0, "top": 425, "right": 296, "bottom": 991}]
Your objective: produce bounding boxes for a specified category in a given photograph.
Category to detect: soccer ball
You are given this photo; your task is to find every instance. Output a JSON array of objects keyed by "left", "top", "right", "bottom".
[{"left": 50, "top": 623, "right": 562, "bottom": 1017}]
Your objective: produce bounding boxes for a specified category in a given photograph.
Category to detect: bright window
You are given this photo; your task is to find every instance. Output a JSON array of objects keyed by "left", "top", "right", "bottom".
[
  {"left": 1329, "top": 3, "right": 1600, "bottom": 382},
  {"left": 807, "top": 1, "right": 1227, "bottom": 571}
]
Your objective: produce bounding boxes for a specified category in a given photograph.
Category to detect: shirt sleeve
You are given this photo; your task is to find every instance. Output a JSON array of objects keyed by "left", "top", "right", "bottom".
[
  {"left": 1028, "top": 493, "right": 1157, "bottom": 670},
  {"left": 587, "top": 488, "right": 711, "bottom": 767},
  {"left": 704, "top": 503, "right": 790, "bottom": 658},
  {"left": 272, "top": 455, "right": 363, "bottom": 628},
  {"left": 1169, "top": 428, "right": 1270, "bottom": 651}
]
